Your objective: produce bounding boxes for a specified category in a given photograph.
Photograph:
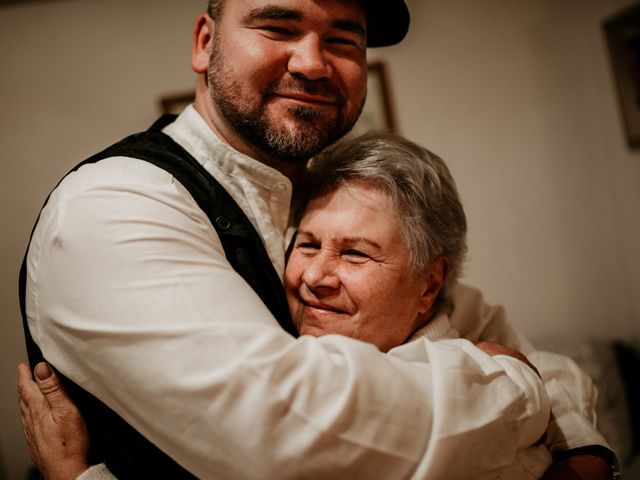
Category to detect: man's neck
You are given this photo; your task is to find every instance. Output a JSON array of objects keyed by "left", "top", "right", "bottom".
[{"left": 193, "top": 91, "right": 307, "bottom": 183}]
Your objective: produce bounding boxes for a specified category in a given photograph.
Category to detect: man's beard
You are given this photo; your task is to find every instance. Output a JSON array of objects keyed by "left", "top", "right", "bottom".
[{"left": 207, "top": 35, "right": 365, "bottom": 164}]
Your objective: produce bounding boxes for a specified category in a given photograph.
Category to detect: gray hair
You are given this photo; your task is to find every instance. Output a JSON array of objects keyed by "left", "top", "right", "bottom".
[
  {"left": 295, "top": 131, "right": 467, "bottom": 315},
  {"left": 207, "top": 0, "right": 223, "bottom": 20}
]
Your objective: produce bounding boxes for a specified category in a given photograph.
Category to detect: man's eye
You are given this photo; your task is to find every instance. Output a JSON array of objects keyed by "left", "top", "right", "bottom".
[
  {"left": 260, "top": 25, "right": 294, "bottom": 36},
  {"left": 327, "top": 37, "right": 358, "bottom": 46},
  {"left": 326, "top": 35, "right": 365, "bottom": 51}
]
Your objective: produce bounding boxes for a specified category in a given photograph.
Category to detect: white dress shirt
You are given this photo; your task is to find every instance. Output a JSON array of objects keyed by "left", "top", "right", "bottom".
[
  {"left": 408, "top": 312, "right": 552, "bottom": 480},
  {"left": 445, "top": 283, "right": 610, "bottom": 456},
  {"left": 27, "top": 106, "right": 550, "bottom": 479}
]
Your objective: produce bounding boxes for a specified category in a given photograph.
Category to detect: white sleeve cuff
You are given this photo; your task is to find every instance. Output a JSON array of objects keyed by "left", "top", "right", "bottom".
[{"left": 76, "top": 464, "right": 118, "bottom": 480}]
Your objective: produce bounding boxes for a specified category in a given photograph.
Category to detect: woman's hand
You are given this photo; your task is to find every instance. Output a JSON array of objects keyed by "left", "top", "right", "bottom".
[
  {"left": 475, "top": 341, "right": 541, "bottom": 377},
  {"left": 17, "top": 362, "right": 90, "bottom": 480}
]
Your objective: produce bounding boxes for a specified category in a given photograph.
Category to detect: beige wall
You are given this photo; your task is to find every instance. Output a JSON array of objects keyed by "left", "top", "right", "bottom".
[
  {"left": 371, "top": 0, "right": 640, "bottom": 341},
  {"left": 1, "top": 0, "right": 638, "bottom": 478}
]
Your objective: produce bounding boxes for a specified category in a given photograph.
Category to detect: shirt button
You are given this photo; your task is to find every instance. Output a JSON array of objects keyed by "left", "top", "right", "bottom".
[
  {"left": 215, "top": 216, "right": 231, "bottom": 231},
  {"left": 275, "top": 183, "right": 287, "bottom": 193}
]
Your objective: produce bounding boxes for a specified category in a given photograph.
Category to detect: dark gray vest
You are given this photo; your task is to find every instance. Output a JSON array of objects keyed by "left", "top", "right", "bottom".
[{"left": 19, "top": 115, "right": 296, "bottom": 478}]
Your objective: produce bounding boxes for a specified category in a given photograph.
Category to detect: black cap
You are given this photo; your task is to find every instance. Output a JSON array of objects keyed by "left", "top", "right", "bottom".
[{"left": 364, "top": 0, "right": 410, "bottom": 47}]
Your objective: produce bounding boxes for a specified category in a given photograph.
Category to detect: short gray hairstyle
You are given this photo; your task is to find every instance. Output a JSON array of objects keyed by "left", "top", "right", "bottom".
[{"left": 295, "top": 132, "right": 467, "bottom": 315}]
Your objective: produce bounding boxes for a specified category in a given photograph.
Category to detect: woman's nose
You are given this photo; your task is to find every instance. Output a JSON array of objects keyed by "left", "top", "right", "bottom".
[{"left": 301, "top": 252, "right": 340, "bottom": 292}]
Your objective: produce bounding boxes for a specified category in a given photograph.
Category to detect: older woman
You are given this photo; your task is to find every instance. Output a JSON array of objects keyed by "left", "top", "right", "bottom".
[
  {"left": 286, "top": 132, "right": 467, "bottom": 352},
  {"left": 286, "top": 134, "right": 554, "bottom": 479},
  {"left": 19, "top": 133, "right": 609, "bottom": 479}
]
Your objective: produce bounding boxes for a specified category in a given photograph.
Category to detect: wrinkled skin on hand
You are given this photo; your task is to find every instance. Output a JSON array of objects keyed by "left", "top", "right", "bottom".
[
  {"left": 475, "top": 341, "right": 541, "bottom": 377},
  {"left": 17, "top": 362, "right": 90, "bottom": 480}
]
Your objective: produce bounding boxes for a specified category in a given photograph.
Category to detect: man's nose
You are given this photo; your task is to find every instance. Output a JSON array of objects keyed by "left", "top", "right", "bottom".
[
  {"left": 301, "top": 252, "right": 340, "bottom": 292},
  {"left": 287, "top": 35, "right": 332, "bottom": 81}
]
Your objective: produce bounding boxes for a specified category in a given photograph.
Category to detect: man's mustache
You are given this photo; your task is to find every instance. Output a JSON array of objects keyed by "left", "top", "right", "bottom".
[{"left": 265, "top": 77, "right": 346, "bottom": 106}]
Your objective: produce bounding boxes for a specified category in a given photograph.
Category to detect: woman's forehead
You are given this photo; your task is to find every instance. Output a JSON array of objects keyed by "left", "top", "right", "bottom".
[
  {"left": 301, "top": 183, "right": 402, "bottom": 241},
  {"left": 307, "top": 181, "right": 392, "bottom": 212}
]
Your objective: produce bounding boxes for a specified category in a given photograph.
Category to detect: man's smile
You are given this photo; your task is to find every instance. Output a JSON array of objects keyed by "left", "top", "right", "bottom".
[{"left": 275, "top": 92, "right": 339, "bottom": 107}]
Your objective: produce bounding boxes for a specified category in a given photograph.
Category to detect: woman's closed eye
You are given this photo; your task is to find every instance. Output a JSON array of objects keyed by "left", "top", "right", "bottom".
[
  {"left": 341, "top": 249, "right": 370, "bottom": 262},
  {"left": 297, "top": 242, "right": 320, "bottom": 253}
]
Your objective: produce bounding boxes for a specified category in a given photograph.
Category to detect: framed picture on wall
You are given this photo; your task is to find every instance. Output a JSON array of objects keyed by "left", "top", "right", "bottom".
[
  {"left": 159, "top": 91, "right": 195, "bottom": 115},
  {"left": 159, "top": 62, "right": 397, "bottom": 136},
  {"left": 347, "top": 61, "right": 397, "bottom": 138},
  {"left": 603, "top": 3, "right": 640, "bottom": 149}
]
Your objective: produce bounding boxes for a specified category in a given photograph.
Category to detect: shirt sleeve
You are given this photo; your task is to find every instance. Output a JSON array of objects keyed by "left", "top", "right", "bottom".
[
  {"left": 76, "top": 464, "right": 118, "bottom": 480},
  {"left": 448, "top": 283, "right": 612, "bottom": 455},
  {"left": 27, "top": 158, "right": 550, "bottom": 479},
  {"left": 496, "top": 445, "right": 552, "bottom": 480},
  {"left": 389, "top": 339, "right": 550, "bottom": 480}
]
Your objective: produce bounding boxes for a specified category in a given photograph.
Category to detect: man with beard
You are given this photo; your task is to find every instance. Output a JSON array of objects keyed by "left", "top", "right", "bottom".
[{"left": 18, "top": 0, "right": 615, "bottom": 479}]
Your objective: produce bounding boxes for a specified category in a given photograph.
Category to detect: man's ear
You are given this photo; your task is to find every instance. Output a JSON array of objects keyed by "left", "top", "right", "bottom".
[
  {"left": 418, "top": 256, "right": 449, "bottom": 315},
  {"left": 192, "top": 13, "right": 213, "bottom": 74}
]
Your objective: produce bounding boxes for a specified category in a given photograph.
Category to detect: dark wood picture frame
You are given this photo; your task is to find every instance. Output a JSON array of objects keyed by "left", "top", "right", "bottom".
[
  {"left": 347, "top": 61, "right": 397, "bottom": 138},
  {"left": 159, "top": 91, "right": 195, "bottom": 116},
  {"left": 159, "top": 62, "right": 397, "bottom": 135},
  {"left": 603, "top": 3, "right": 640, "bottom": 149}
]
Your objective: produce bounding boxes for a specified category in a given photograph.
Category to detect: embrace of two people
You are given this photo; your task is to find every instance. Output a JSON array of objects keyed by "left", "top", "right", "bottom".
[{"left": 17, "top": 1, "right": 617, "bottom": 479}]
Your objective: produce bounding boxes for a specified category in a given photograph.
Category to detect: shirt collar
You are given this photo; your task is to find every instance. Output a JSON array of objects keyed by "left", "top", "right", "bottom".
[
  {"left": 410, "top": 312, "right": 456, "bottom": 342},
  {"left": 162, "top": 105, "right": 293, "bottom": 195}
]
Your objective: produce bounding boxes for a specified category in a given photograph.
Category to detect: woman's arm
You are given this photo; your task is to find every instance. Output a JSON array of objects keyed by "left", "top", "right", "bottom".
[{"left": 17, "top": 362, "right": 105, "bottom": 480}]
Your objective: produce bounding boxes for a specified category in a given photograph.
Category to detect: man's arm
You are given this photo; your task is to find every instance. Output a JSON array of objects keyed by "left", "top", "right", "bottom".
[
  {"left": 26, "top": 159, "right": 549, "bottom": 478},
  {"left": 448, "top": 283, "right": 617, "bottom": 478}
]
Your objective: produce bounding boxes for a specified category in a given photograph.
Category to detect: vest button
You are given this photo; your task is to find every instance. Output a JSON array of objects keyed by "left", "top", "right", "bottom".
[{"left": 215, "top": 216, "right": 231, "bottom": 231}]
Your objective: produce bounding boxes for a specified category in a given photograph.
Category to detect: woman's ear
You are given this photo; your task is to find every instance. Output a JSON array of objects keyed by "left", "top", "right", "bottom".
[
  {"left": 418, "top": 256, "right": 449, "bottom": 315},
  {"left": 192, "top": 13, "right": 213, "bottom": 75}
]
